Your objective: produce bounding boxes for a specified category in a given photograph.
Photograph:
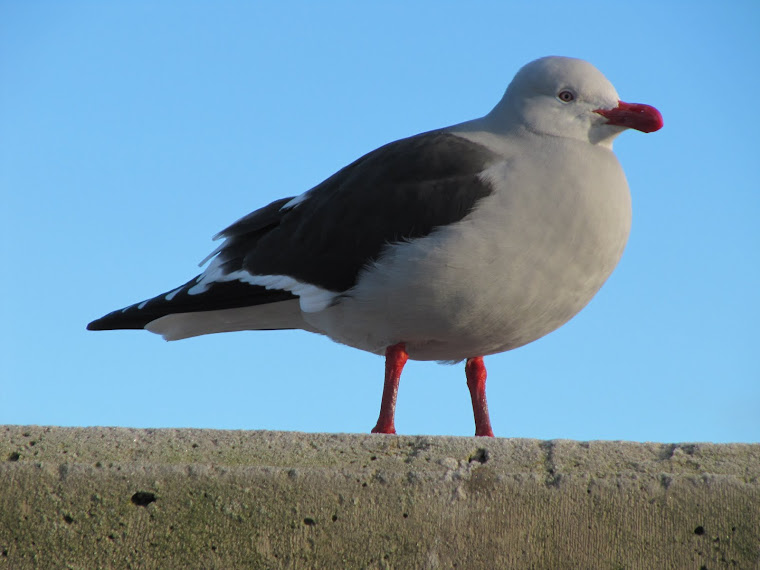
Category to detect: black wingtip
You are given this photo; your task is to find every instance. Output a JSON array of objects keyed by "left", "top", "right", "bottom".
[
  {"left": 86, "top": 312, "right": 148, "bottom": 331},
  {"left": 86, "top": 278, "right": 300, "bottom": 333}
]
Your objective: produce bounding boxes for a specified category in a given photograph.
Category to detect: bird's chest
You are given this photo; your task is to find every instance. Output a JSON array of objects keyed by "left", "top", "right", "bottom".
[
  {"left": 368, "top": 151, "right": 629, "bottom": 350},
  {"left": 311, "top": 144, "right": 632, "bottom": 359}
]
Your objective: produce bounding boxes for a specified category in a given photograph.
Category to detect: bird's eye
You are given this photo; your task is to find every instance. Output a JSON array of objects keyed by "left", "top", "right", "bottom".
[{"left": 557, "top": 90, "right": 575, "bottom": 103}]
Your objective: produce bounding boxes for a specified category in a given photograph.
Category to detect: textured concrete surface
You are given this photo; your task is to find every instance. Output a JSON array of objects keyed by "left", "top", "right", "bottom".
[{"left": 1, "top": 426, "right": 758, "bottom": 569}]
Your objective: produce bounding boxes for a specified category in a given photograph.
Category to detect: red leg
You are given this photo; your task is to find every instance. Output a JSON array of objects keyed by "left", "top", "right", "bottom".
[
  {"left": 465, "top": 356, "right": 495, "bottom": 437},
  {"left": 371, "top": 343, "right": 408, "bottom": 435}
]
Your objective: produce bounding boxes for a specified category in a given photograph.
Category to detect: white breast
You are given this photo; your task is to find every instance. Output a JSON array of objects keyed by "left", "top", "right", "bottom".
[{"left": 303, "top": 132, "right": 632, "bottom": 361}]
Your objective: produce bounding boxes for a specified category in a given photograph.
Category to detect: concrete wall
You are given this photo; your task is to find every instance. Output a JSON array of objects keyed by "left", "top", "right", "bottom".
[{"left": 1, "top": 425, "right": 758, "bottom": 569}]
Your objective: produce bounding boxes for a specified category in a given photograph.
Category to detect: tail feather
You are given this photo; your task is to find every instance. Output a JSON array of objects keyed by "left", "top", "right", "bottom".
[{"left": 145, "top": 300, "right": 320, "bottom": 340}]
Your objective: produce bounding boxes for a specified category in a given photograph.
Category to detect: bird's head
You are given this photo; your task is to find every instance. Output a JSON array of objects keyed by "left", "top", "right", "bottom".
[{"left": 488, "top": 56, "right": 663, "bottom": 147}]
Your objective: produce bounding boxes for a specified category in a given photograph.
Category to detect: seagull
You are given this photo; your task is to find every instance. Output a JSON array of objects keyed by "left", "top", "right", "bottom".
[{"left": 88, "top": 56, "right": 663, "bottom": 437}]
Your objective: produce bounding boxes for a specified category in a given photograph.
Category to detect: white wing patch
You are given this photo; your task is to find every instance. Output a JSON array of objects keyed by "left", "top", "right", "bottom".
[
  {"left": 280, "top": 190, "right": 311, "bottom": 211},
  {"left": 242, "top": 274, "right": 337, "bottom": 312},
  {"left": 165, "top": 286, "right": 184, "bottom": 301},
  {"left": 187, "top": 254, "right": 336, "bottom": 313}
]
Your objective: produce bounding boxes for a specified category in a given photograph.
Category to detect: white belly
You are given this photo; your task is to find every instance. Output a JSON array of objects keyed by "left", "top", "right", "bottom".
[{"left": 304, "top": 138, "right": 632, "bottom": 361}]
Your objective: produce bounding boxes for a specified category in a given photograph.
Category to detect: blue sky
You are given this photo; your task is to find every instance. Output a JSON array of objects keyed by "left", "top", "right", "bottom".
[{"left": 1, "top": 2, "right": 758, "bottom": 442}]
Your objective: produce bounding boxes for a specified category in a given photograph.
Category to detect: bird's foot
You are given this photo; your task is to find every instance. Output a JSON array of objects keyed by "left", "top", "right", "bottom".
[{"left": 370, "top": 423, "right": 397, "bottom": 435}]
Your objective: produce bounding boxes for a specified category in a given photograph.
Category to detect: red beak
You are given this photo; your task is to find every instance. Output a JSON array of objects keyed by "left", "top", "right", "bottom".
[{"left": 595, "top": 101, "right": 663, "bottom": 133}]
